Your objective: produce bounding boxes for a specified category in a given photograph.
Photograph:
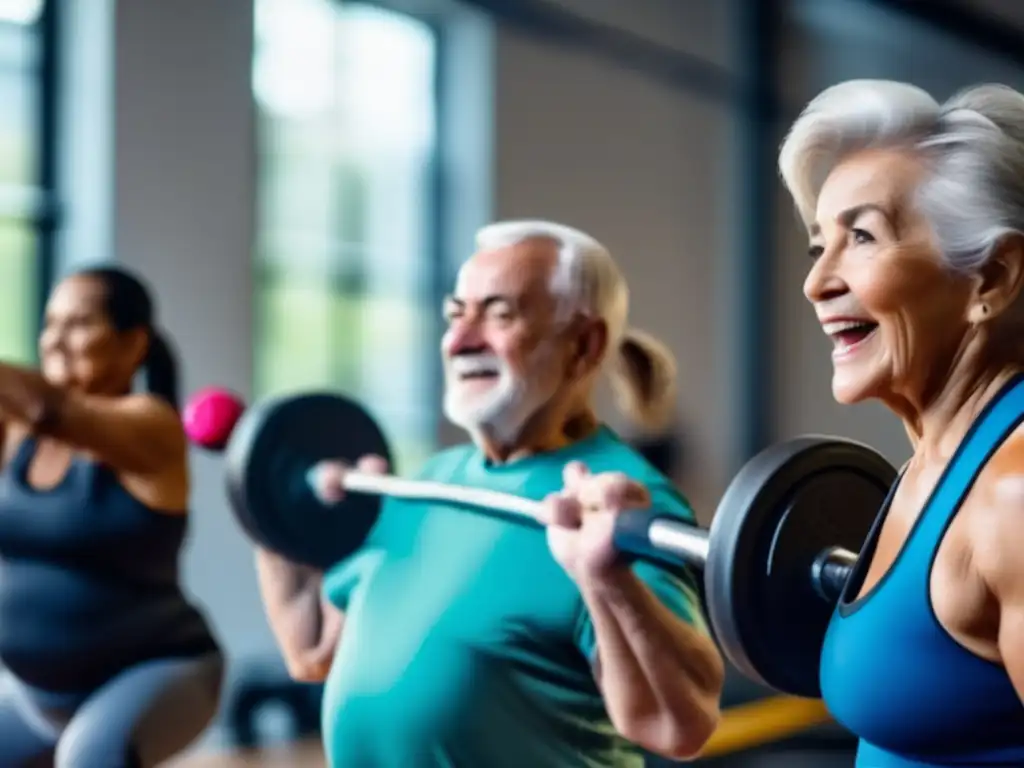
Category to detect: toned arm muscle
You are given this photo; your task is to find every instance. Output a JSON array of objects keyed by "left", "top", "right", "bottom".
[{"left": 980, "top": 470, "right": 1024, "bottom": 701}]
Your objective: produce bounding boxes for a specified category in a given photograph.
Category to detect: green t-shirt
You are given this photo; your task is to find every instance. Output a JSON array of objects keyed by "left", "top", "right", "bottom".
[{"left": 321, "top": 426, "right": 705, "bottom": 768}]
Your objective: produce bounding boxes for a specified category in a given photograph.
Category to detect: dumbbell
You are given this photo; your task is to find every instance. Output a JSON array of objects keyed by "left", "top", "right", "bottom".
[{"left": 184, "top": 387, "right": 894, "bottom": 699}]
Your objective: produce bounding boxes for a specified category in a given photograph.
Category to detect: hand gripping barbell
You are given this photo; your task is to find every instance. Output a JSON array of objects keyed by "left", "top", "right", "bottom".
[{"left": 184, "top": 387, "right": 895, "bottom": 699}]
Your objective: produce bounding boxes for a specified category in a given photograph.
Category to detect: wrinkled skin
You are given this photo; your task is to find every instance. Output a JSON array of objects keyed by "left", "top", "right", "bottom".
[{"left": 804, "top": 148, "right": 979, "bottom": 419}]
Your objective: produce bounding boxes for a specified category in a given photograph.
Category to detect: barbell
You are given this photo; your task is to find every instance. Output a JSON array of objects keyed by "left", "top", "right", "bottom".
[{"left": 183, "top": 387, "right": 895, "bottom": 699}]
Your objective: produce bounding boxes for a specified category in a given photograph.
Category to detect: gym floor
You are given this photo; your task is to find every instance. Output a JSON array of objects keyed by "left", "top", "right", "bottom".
[
  {"left": 168, "top": 740, "right": 324, "bottom": 767},
  {"left": 175, "top": 667, "right": 857, "bottom": 767},
  {"left": 167, "top": 740, "right": 855, "bottom": 767}
]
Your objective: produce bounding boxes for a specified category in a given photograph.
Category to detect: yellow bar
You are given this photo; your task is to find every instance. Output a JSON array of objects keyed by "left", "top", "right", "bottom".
[
  {"left": 170, "top": 698, "right": 833, "bottom": 765},
  {"left": 699, "top": 695, "right": 834, "bottom": 757}
]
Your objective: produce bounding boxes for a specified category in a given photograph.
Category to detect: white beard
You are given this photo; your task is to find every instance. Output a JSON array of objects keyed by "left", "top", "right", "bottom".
[{"left": 443, "top": 345, "right": 559, "bottom": 445}]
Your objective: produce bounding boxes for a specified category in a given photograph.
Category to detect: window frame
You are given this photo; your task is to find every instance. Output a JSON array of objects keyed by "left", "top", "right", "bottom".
[
  {"left": 34, "top": 0, "right": 62, "bottom": 338},
  {"left": 252, "top": 0, "right": 449, "bottom": 463}
]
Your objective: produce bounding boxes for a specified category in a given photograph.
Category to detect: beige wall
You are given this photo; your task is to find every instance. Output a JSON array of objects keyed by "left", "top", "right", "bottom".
[{"left": 491, "top": 5, "right": 735, "bottom": 516}]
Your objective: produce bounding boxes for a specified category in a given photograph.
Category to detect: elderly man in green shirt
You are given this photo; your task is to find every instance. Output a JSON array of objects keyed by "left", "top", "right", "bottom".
[{"left": 256, "top": 220, "right": 724, "bottom": 767}]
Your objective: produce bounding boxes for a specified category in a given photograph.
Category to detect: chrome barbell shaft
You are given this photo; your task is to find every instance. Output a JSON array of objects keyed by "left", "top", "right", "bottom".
[
  {"left": 307, "top": 465, "right": 550, "bottom": 525},
  {"left": 306, "top": 465, "right": 712, "bottom": 566},
  {"left": 648, "top": 519, "right": 710, "bottom": 563}
]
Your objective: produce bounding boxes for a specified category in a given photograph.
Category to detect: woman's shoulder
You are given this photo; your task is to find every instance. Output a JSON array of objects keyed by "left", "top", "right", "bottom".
[
  {"left": 968, "top": 427, "right": 1024, "bottom": 576},
  {"left": 982, "top": 424, "right": 1024, "bottom": 488},
  {"left": 112, "top": 392, "right": 182, "bottom": 422},
  {"left": 962, "top": 428, "right": 1024, "bottom": 613}
]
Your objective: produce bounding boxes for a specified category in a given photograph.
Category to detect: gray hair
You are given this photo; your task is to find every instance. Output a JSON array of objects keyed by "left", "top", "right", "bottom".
[
  {"left": 473, "top": 219, "right": 676, "bottom": 428},
  {"left": 778, "top": 79, "right": 1024, "bottom": 273}
]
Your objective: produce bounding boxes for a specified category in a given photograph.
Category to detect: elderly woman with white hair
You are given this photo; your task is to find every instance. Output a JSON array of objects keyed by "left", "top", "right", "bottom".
[{"left": 777, "top": 79, "right": 1024, "bottom": 767}]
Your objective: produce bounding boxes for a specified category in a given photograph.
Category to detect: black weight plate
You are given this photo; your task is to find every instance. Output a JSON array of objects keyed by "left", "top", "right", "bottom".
[
  {"left": 705, "top": 436, "right": 896, "bottom": 699},
  {"left": 224, "top": 392, "right": 394, "bottom": 570}
]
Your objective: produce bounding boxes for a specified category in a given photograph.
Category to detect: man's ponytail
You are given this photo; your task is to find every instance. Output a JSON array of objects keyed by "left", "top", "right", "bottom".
[{"left": 608, "top": 328, "right": 677, "bottom": 430}]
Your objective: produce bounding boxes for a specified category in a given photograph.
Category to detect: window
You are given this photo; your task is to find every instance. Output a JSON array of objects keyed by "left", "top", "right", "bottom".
[
  {"left": 253, "top": 0, "right": 441, "bottom": 473},
  {"left": 0, "top": 0, "right": 56, "bottom": 364}
]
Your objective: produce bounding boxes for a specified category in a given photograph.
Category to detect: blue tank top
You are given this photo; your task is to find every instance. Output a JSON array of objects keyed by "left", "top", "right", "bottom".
[
  {"left": 0, "top": 437, "right": 219, "bottom": 693},
  {"left": 820, "top": 374, "right": 1024, "bottom": 767}
]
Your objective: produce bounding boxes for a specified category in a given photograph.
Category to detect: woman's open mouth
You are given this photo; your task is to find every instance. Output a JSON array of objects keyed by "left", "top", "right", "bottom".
[{"left": 823, "top": 319, "right": 879, "bottom": 359}]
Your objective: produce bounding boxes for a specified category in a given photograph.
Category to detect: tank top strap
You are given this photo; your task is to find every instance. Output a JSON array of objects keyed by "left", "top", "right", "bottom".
[
  {"left": 5, "top": 435, "right": 39, "bottom": 479},
  {"left": 905, "top": 373, "right": 1024, "bottom": 565},
  {"left": 2, "top": 435, "right": 96, "bottom": 496}
]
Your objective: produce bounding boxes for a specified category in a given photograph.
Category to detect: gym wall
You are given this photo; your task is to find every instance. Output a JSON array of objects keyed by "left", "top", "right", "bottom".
[{"left": 489, "top": 0, "right": 736, "bottom": 516}]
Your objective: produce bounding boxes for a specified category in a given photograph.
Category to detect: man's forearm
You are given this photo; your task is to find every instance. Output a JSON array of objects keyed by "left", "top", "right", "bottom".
[
  {"left": 580, "top": 567, "right": 723, "bottom": 753},
  {"left": 255, "top": 549, "right": 325, "bottom": 655}
]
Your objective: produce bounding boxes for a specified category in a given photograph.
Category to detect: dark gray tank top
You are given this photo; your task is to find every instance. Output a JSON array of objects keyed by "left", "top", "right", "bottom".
[{"left": 0, "top": 437, "right": 219, "bottom": 692}]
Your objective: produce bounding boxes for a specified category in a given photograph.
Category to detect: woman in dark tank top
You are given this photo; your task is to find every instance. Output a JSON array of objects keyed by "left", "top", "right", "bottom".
[{"left": 0, "top": 266, "right": 223, "bottom": 767}]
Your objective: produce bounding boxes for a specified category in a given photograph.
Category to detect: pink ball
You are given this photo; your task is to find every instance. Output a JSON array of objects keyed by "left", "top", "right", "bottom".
[{"left": 183, "top": 387, "right": 246, "bottom": 452}]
